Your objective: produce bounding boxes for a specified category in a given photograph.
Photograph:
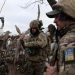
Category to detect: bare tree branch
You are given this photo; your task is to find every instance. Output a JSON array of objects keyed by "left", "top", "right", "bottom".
[
  {"left": 0, "top": 0, "right": 7, "bottom": 13},
  {"left": 20, "top": 1, "right": 39, "bottom": 9},
  {"left": 19, "top": 0, "right": 44, "bottom": 9}
]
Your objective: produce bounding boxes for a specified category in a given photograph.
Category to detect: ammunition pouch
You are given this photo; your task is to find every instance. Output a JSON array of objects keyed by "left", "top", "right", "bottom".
[
  {"left": 26, "top": 48, "right": 40, "bottom": 56},
  {"left": 63, "top": 48, "right": 75, "bottom": 64}
]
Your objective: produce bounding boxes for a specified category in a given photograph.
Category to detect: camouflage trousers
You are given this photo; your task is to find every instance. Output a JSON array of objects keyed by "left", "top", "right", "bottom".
[{"left": 25, "top": 61, "right": 45, "bottom": 75}]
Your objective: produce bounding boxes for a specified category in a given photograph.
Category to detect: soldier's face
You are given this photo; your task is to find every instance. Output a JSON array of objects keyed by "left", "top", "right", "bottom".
[
  {"left": 31, "top": 27, "right": 37, "bottom": 33},
  {"left": 54, "top": 14, "right": 66, "bottom": 30},
  {"left": 30, "top": 27, "right": 39, "bottom": 35}
]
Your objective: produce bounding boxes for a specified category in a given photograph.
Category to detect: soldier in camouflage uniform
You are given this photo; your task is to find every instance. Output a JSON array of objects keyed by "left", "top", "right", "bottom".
[
  {"left": 0, "top": 38, "right": 9, "bottom": 75},
  {"left": 19, "top": 20, "right": 48, "bottom": 75},
  {"left": 46, "top": 0, "right": 75, "bottom": 75}
]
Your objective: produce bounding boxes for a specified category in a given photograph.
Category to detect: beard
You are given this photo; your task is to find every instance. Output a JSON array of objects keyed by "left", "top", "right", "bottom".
[{"left": 30, "top": 28, "right": 39, "bottom": 36}]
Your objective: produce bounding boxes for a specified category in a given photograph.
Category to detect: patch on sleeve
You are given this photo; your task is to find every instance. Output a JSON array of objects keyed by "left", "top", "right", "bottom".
[{"left": 64, "top": 48, "right": 75, "bottom": 64}]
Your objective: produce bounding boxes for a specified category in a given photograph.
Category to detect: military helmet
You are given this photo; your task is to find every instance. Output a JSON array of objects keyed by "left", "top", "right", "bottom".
[
  {"left": 48, "top": 24, "right": 56, "bottom": 32},
  {"left": 46, "top": 0, "right": 75, "bottom": 19},
  {"left": 30, "top": 20, "right": 39, "bottom": 28}
]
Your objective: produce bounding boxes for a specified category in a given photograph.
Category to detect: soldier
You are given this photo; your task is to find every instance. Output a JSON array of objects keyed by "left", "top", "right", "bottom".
[
  {"left": 45, "top": 0, "right": 75, "bottom": 75},
  {"left": 47, "top": 24, "right": 56, "bottom": 43},
  {"left": 46, "top": 24, "right": 58, "bottom": 61},
  {"left": 0, "top": 38, "right": 9, "bottom": 75},
  {"left": 19, "top": 20, "right": 48, "bottom": 75}
]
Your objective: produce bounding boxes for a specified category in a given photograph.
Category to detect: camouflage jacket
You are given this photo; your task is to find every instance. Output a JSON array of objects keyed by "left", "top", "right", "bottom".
[
  {"left": 59, "top": 24, "right": 75, "bottom": 75},
  {"left": 24, "top": 32, "right": 48, "bottom": 62}
]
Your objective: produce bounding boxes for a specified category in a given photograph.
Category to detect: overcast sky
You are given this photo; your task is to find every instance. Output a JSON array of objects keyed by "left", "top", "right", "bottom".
[{"left": 0, "top": 0, "right": 56, "bottom": 35}]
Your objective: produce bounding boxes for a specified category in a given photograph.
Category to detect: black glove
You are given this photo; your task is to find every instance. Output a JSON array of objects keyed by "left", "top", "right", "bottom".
[{"left": 47, "top": 0, "right": 57, "bottom": 9}]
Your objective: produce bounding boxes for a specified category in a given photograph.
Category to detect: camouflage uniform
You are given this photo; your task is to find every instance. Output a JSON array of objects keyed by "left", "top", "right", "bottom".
[
  {"left": 20, "top": 20, "right": 48, "bottom": 75},
  {"left": 0, "top": 40, "right": 9, "bottom": 75},
  {"left": 58, "top": 24, "right": 75, "bottom": 75},
  {"left": 46, "top": 0, "right": 75, "bottom": 75}
]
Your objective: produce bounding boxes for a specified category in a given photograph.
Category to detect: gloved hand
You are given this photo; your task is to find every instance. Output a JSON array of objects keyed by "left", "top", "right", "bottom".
[{"left": 47, "top": 0, "right": 57, "bottom": 9}]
